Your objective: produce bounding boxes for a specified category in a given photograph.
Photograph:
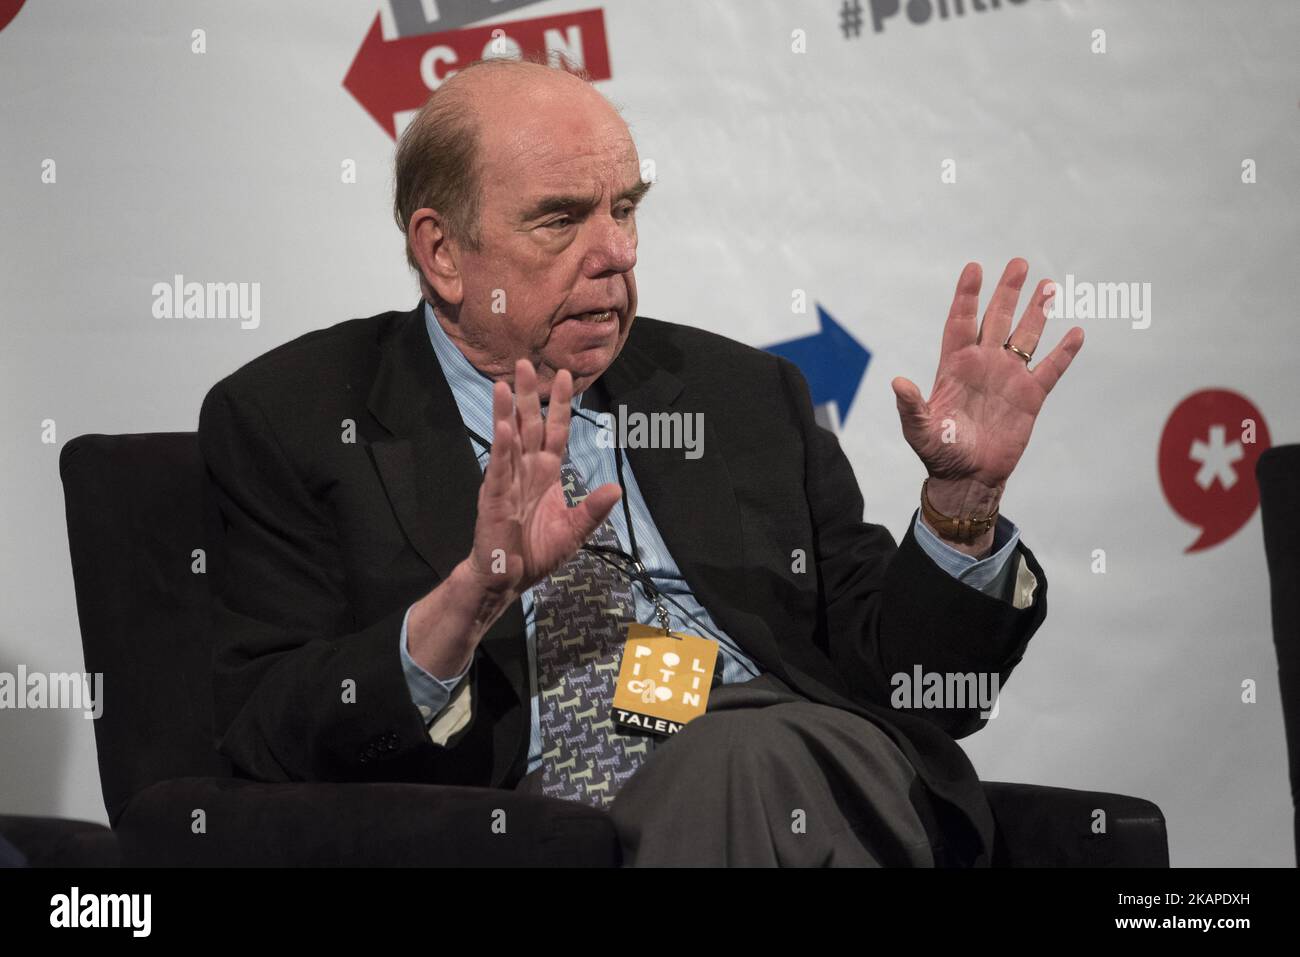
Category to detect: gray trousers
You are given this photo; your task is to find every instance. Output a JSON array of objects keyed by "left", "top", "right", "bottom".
[{"left": 519, "top": 673, "right": 937, "bottom": 867}]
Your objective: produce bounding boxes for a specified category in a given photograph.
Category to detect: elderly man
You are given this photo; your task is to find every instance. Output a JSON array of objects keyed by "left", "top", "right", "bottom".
[{"left": 199, "top": 57, "right": 1082, "bottom": 866}]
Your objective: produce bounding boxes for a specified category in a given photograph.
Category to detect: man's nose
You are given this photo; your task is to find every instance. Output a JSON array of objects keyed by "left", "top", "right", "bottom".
[{"left": 583, "top": 215, "right": 637, "bottom": 276}]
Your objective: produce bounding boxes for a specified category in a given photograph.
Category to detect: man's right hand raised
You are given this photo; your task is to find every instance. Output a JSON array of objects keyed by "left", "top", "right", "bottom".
[{"left": 405, "top": 358, "right": 622, "bottom": 681}]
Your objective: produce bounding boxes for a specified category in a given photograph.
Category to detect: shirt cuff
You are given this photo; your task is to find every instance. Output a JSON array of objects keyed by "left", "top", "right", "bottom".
[
  {"left": 911, "top": 507, "right": 1022, "bottom": 597},
  {"left": 399, "top": 603, "right": 473, "bottom": 726}
]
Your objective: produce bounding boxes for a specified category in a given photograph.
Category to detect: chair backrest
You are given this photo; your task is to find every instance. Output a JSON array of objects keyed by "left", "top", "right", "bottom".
[
  {"left": 60, "top": 433, "right": 230, "bottom": 824},
  {"left": 1258, "top": 443, "right": 1300, "bottom": 864}
]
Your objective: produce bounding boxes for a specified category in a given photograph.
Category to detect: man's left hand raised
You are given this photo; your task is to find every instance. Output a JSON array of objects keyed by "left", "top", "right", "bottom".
[{"left": 891, "top": 258, "right": 1084, "bottom": 556}]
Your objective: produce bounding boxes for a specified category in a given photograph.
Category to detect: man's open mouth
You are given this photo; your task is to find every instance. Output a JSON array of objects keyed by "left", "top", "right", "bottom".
[{"left": 567, "top": 310, "right": 617, "bottom": 323}]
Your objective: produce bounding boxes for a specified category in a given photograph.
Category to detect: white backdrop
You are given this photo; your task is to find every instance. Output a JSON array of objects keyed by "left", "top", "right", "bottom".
[{"left": 2, "top": 0, "right": 1296, "bottom": 866}]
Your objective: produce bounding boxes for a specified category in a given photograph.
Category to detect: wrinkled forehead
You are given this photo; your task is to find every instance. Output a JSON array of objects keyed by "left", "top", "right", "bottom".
[{"left": 476, "top": 88, "right": 640, "bottom": 207}]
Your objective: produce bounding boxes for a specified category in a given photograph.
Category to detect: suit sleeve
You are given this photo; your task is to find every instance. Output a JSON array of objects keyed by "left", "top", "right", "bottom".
[
  {"left": 776, "top": 358, "right": 1048, "bottom": 739},
  {"left": 199, "top": 379, "right": 469, "bottom": 782},
  {"left": 912, "top": 509, "right": 1021, "bottom": 598}
]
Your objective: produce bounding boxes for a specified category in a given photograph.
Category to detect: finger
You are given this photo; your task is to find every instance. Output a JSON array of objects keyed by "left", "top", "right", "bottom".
[
  {"left": 571, "top": 482, "right": 622, "bottom": 542},
  {"left": 891, "top": 376, "right": 930, "bottom": 429},
  {"left": 514, "top": 359, "right": 544, "bottom": 454},
  {"left": 508, "top": 412, "right": 523, "bottom": 484},
  {"left": 1030, "top": 326, "right": 1085, "bottom": 395},
  {"left": 491, "top": 378, "right": 513, "bottom": 439},
  {"left": 1005, "top": 277, "right": 1056, "bottom": 358},
  {"left": 496, "top": 377, "right": 524, "bottom": 484},
  {"left": 483, "top": 414, "right": 515, "bottom": 496},
  {"left": 544, "top": 368, "right": 573, "bottom": 455},
  {"left": 485, "top": 381, "right": 517, "bottom": 492},
  {"left": 941, "top": 262, "right": 982, "bottom": 357},
  {"left": 977, "top": 258, "right": 1029, "bottom": 348}
]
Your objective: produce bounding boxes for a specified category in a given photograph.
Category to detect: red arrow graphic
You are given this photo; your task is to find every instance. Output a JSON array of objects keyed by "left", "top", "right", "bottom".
[{"left": 343, "top": 9, "right": 612, "bottom": 139}]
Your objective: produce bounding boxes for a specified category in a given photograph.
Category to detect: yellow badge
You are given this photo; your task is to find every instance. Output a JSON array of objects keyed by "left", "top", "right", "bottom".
[{"left": 612, "top": 623, "right": 719, "bottom": 737}]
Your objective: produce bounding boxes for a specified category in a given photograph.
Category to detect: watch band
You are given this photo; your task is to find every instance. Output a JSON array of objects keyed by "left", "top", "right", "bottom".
[{"left": 920, "top": 477, "right": 999, "bottom": 544}]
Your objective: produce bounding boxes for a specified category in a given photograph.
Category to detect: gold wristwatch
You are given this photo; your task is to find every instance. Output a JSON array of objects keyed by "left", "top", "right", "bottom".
[{"left": 920, "top": 478, "right": 1000, "bottom": 544}]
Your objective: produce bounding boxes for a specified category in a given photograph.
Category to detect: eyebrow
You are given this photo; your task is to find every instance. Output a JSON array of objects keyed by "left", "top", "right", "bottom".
[{"left": 519, "top": 179, "right": 653, "bottom": 222}]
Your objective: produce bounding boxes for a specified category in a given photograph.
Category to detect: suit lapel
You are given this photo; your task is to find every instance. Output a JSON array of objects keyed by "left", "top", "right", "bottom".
[
  {"left": 366, "top": 303, "right": 529, "bottom": 713},
  {"left": 367, "top": 301, "right": 480, "bottom": 582}
]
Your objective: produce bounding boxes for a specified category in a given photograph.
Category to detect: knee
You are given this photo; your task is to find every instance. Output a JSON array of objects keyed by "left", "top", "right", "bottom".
[{"left": 666, "top": 703, "right": 808, "bottom": 773}]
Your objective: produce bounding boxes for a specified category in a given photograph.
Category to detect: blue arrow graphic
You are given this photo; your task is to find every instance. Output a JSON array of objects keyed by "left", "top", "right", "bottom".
[{"left": 765, "top": 304, "right": 871, "bottom": 425}]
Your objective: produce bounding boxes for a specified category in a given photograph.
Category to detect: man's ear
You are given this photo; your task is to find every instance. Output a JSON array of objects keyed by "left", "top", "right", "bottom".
[{"left": 408, "top": 208, "right": 463, "bottom": 306}]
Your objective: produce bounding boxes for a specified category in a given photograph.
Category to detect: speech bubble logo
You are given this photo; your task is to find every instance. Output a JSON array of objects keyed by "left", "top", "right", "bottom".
[
  {"left": 0, "top": 1, "right": 25, "bottom": 35},
  {"left": 1158, "top": 389, "right": 1270, "bottom": 553}
]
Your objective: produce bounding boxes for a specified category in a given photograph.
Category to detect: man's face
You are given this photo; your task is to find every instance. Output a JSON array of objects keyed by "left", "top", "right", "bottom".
[{"left": 446, "top": 78, "right": 647, "bottom": 397}]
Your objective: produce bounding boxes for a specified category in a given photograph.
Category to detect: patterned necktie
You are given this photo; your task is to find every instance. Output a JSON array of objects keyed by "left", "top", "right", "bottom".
[{"left": 533, "top": 458, "right": 655, "bottom": 807}]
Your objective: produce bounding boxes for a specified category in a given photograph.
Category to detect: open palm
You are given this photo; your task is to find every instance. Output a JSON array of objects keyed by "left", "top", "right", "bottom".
[
  {"left": 891, "top": 259, "right": 1084, "bottom": 489},
  {"left": 469, "top": 360, "right": 621, "bottom": 598}
]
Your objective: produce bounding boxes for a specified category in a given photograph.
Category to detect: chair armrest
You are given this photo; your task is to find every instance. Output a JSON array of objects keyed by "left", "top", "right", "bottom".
[
  {"left": 982, "top": 781, "right": 1169, "bottom": 867},
  {"left": 114, "top": 777, "right": 619, "bottom": 867},
  {"left": 0, "top": 815, "right": 121, "bottom": 868}
]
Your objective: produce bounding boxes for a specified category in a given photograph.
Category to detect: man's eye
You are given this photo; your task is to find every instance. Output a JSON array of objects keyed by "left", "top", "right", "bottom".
[{"left": 543, "top": 217, "right": 573, "bottom": 229}]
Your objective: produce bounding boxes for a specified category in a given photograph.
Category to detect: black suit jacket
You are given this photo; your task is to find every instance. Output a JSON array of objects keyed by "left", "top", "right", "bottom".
[{"left": 198, "top": 300, "right": 1048, "bottom": 865}]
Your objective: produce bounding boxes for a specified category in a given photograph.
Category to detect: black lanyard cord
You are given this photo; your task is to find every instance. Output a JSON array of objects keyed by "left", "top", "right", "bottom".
[
  {"left": 612, "top": 445, "right": 641, "bottom": 563},
  {"left": 582, "top": 544, "right": 761, "bottom": 677}
]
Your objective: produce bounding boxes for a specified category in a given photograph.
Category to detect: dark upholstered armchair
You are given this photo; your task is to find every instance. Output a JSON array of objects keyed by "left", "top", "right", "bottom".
[
  {"left": 1258, "top": 444, "right": 1300, "bottom": 865},
  {"left": 38, "top": 432, "right": 1170, "bottom": 867}
]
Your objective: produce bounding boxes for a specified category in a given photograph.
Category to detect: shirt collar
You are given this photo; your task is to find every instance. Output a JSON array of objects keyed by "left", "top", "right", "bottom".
[{"left": 422, "top": 301, "right": 590, "bottom": 451}]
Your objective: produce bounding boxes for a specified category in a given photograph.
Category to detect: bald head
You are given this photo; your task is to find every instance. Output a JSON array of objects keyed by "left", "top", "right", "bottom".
[
  {"left": 395, "top": 57, "right": 650, "bottom": 397},
  {"left": 441, "top": 56, "right": 615, "bottom": 115}
]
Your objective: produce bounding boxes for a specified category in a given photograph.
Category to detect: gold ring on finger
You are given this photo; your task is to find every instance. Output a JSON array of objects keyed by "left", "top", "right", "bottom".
[{"left": 1003, "top": 341, "right": 1034, "bottom": 365}]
